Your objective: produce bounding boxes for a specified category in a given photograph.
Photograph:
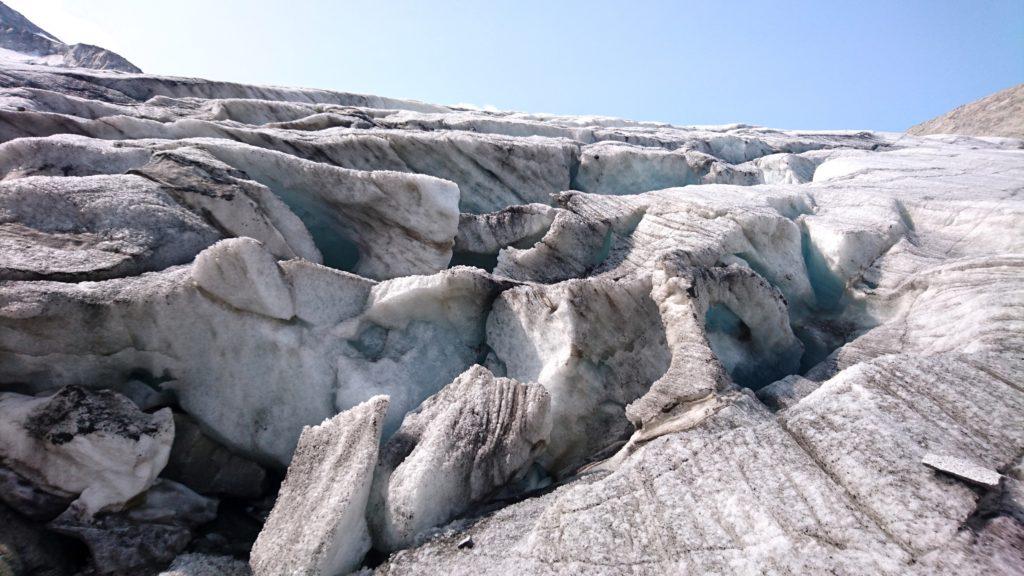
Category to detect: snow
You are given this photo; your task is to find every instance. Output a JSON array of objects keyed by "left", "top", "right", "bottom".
[
  {"left": 0, "top": 38, "right": 1021, "bottom": 574},
  {"left": 0, "top": 386, "right": 173, "bottom": 516}
]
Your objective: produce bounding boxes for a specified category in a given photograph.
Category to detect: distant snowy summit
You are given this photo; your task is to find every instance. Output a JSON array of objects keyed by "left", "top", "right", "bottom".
[
  {"left": 0, "top": 1, "right": 140, "bottom": 72},
  {"left": 909, "top": 82, "right": 1024, "bottom": 139}
]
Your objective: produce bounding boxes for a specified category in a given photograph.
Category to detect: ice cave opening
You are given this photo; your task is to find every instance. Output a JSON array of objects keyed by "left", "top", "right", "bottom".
[
  {"left": 271, "top": 186, "right": 361, "bottom": 272},
  {"left": 705, "top": 303, "right": 776, "bottom": 390},
  {"left": 448, "top": 250, "right": 500, "bottom": 272}
]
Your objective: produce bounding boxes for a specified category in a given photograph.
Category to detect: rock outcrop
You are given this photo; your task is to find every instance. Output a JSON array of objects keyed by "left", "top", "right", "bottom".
[
  {"left": 0, "top": 3, "right": 140, "bottom": 72},
  {"left": 908, "top": 83, "right": 1024, "bottom": 139}
]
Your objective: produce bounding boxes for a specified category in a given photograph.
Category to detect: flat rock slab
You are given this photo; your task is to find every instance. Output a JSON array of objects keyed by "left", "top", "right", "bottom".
[{"left": 922, "top": 453, "right": 1002, "bottom": 488}]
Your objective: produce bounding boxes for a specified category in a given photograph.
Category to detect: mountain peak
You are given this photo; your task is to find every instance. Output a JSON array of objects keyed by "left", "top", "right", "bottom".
[
  {"left": 908, "top": 83, "right": 1024, "bottom": 139},
  {"left": 0, "top": 1, "right": 140, "bottom": 73}
]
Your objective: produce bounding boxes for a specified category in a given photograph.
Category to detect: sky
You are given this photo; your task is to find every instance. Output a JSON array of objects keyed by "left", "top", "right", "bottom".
[{"left": 7, "top": 0, "right": 1024, "bottom": 131}]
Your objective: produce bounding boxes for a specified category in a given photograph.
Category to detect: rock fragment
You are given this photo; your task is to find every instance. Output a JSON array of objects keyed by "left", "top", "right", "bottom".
[
  {"left": 160, "top": 553, "right": 251, "bottom": 576},
  {"left": 0, "top": 502, "right": 80, "bottom": 576},
  {"left": 49, "top": 480, "right": 218, "bottom": 576},
  {"left": 161, "top": 413, "right": 268, "bottom": 499},
  {"left": 0, "top": 465, "right": 73, "bottom": 520},
  {"left": 923, "top": 453, "right": 1002, "bottom": 488}
]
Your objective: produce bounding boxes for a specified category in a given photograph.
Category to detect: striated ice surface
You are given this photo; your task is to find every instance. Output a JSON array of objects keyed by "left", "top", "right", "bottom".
[
  {"left": 0, "top": 5, "right": 1021, "bottom": 574},
  {"left": 250, "top": 396, "right": 388, "bottom": 576},
  {"left": 369, "top": 365, "right": 550, "bottom": 551}
]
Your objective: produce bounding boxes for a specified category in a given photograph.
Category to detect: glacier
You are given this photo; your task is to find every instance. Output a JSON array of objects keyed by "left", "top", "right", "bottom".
[{"left": 0, "top": 4, "right": 1022, "bottom": 575}]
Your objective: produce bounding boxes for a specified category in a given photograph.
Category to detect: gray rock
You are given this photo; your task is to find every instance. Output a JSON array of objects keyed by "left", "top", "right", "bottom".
[
  {"left": 908, "top": 83, "right": 1024, "bottom": 139},
  {"left": 60, "top": 44, "right": 141, "bottom": 74},
  {"left": 159, "top": 553, "right": 251, "bottom": 576},
  {"left": 0, "top": 503, "right": 80, "bottom": 576},
  {"left": 109, "top": 379, "right": 175, "bottom": 412},
  {"left": 162, "top": 414, "right": 268, "bottom": 499},
  {"left": 0, "top": 3, "right": 140, "bottom": 72},
  {"left": 49, "top": 480, "right": 217, "bottom": 576},
  {"left": 0, "top": 465, "right": 73, "bottom": 520}
]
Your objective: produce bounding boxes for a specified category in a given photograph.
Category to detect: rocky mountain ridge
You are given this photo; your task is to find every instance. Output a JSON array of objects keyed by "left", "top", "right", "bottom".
[
  {"left": 0, "top": 2, "right": 140, "bottom": 72},
  {"left": 908, "top": 83, "right": 1024, "bottom": 139}
]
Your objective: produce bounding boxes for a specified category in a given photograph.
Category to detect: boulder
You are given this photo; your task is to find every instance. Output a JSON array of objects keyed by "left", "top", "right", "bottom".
[
  {"left": 49, "top": 480, "right": 218, "bottom": 576},
  {"left": 161, "top": 414, "right": 268, "bottom": 499}
]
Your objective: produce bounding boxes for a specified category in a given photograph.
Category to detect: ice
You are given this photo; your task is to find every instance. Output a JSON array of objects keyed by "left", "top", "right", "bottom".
[
  {"left": 486, "top": 276, "right": 670, "bottom": 475},
  {"left": 0, "top": 386, "right": 174, "bottom": 517},
  {"left": 193, "top": 238, "right": 295, "bottom": 320},
  {"left": 250, "top": 396, "right": 388, "bottom": 576},
  {"left": 784, "top": 353, "right": 1024, "bottom": 553},
  {"left": 0, "top": 173, "right": 220, "bottom": 281},
  {"left": 0, "top": 11, "right": 1021, "bottom": 572},
  {"left": 369, "top": 365, "right": 549, "bottom": 551},
  {"left": 0, "top": 244, "right": 509, "bottom": 466},
  {"left": 454, "top": 203, "right": 559, "bottom": 256},
  {"left": 922, "top": 453, "right": 1002, "bottom": 488}
]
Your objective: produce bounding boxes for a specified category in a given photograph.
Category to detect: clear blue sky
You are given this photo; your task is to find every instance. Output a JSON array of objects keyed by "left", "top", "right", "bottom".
[{"left": 9, "top": 0, "right": 1024, "bottom": 130}]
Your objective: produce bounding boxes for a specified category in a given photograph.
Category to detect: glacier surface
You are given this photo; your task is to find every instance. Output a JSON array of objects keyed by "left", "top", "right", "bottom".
[{"left": 0, "top": 7, "right": 1022, "bottom": 575}]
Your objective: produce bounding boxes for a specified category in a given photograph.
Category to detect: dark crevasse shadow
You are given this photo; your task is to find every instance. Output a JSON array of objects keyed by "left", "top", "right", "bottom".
[{"left": 270, "top": 185, "right": 361, "bottom": 272}]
